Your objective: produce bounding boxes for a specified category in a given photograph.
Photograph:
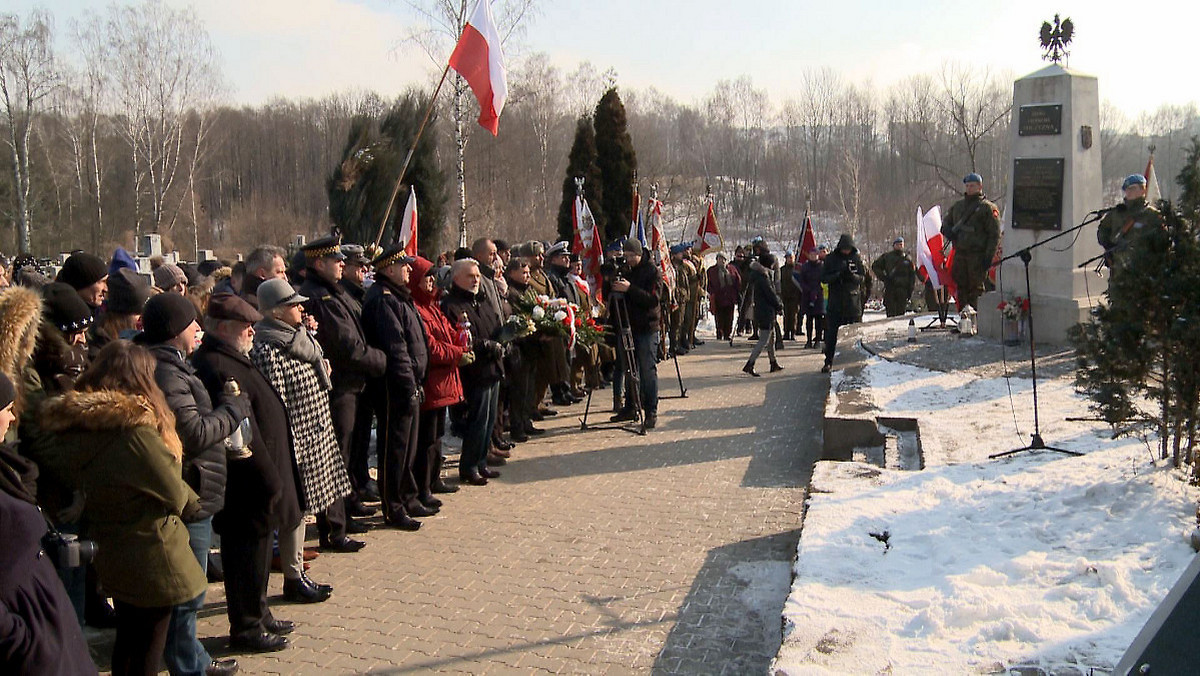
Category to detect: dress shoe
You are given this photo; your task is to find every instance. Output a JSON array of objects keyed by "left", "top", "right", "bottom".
[
  {"left": 491, "top": 446, "right": 511, "bottom": 458},
  {"left": 551, "top": 393, "right": 573, "bottom": 407},
  {"left": 821, "top": 362, "right": 832, "bottom": 374},
  {"left": 264, "top": 618, "right": 294, "bottom": 635},
  {"left": 230, "top": 631, "right": 289, "bottom": 653},
  {"left": 524, "top": 424, "right": 545, "bottom": 435},
  {"left": 770, "top": 362, "right": 784, "bottom": 373},
  {"left": 644, "top": 413, "right": 657, "bottom": 429},
  {"left": 570, "top": 387, "right": 587, "bottom": 399},
  {"left": 318, "top": 537, "right": 366, "bottom": 553},
  {"left": 431, "top": 479, "right": 459, "bottom": 494},
  {"left": 301, "top": 571, "right": 332, "bottom": 594},
  {"left": 538, "top": 407, "right": 558, "bottom": 417},
  {"left": 459, "top": 471, "right": 488, "bottom": 486},
  {"left": 510, "top": 430, "right": 529, "bottom": 443},
  {"left": 345, "top": 518, "right": 370, "bottom": 535},
  {"left": 486, "top": 453, "right": 507, "bottom": 466},
  {"left": 385, "top": 514, "right": 422, "bottom": 531},
  {"left": 357, "top": 480, "right": 381, "bottom": 503},
  {"left": 479, "top": 467, "right": 501, "bottom": 479},
  {"left": 420, "top": 494, "right": 443, "bottom": 509},
  {"left": 347, "top": 500, "right": 377, "bottom": 518},
  {"left": 610, "top": 409, "right": 637, "bottom": 423},
  {"left": 492, "top": 437, "right": 514, "bottom": 452},
  {"left": 529, "top": 410, "right": 544, "bottom": 421},
  {"left": 743, "top": 363, "right": 761, "bottom": 377},
  {"left": 206, "top": 658, "right": 239, "bottom": 675},
  {"left": 282, "top": 576, "right": 331, "bottom": 604},
  {"left": 408, "top": 502, "right": 438, "bottom": 517}
]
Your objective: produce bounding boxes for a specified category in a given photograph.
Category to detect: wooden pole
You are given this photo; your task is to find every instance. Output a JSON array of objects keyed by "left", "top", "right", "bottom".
[{"left": 373, "top": 62, "right": 454, "bottom": 251}]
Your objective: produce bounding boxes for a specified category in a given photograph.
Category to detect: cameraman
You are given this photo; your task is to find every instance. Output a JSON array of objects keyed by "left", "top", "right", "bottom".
[
  {"left": 820, "top": 234, "right": 865, "bottom": 374},
  {"left": 609, "top": 238, "right": 661, "bottom": 429}
]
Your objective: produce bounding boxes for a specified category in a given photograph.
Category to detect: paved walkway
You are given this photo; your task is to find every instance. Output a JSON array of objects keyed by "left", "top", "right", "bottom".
[{"left": 193, "top": 335, "right": 825, "bottom": 674}]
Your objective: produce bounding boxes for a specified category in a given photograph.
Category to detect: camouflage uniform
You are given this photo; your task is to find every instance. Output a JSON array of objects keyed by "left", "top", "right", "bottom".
[
  {"left": 871, "top": 249, "right": 917, "bottom": 317},
  {"left": 940, "top": 193, "right": 1001, "bottom": 310},
  {"left": 1097, "top": 196, "right": 1164, "bottom": 271},
  {"left": 671, "top": 257, "right": 695, "bottom": 354}
]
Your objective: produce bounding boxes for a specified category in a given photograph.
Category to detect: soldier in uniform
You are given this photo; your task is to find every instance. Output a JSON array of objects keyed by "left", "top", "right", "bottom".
[
  {"left": 298, "top": 236, "right": 386, "bottom": 551},
  {"left": 669, "top": 244, "right": 694, "bottom": 355},
  {"left": 940, "top": 172, "right": 1001, "bottom": 311},
  {"left": 339, "top": 243, "right": 380, "bottom": 503},
  {"left": 1097, "top": 173, "right": 1164, "bottom": 270},
  {"left": 871, "top": 237, "right": 917, "bottom": 317},
  {"left": 684, "top": 242, "right": 705, "bottom": 348},
  {"left": 779, "top": 251, "right": 801, "bottom": 339}
]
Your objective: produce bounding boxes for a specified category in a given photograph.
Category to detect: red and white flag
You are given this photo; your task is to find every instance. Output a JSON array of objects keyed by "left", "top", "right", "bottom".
[
  {"left": 797, "top": 209, "right": 817, "bottom": 257},
  {"left": 915, "top": 206, "right": 956, "bottom": 300},
  {"left": 448, "top": 0, "right": 508, "bottom": 136},
  {"left": 571, "top": 194, "right": 603, "bottom": 300},
  {"left": 398, "top": 187, "right": 419, "bottom": 256},
  {"left": 648, "top": 198, "right": 675, "bottom": 294},
  {"left": 694, "top": 199, "right": 723, "bottom": 255}
]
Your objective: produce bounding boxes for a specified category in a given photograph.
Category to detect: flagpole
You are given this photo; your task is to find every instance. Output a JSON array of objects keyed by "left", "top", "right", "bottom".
[{"left": 372, "top": 62, "right": 454, "bottom": 251}]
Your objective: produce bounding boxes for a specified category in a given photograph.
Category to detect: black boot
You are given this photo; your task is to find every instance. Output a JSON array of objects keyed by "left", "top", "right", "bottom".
[
  {"left": 770, "top": 361, "right": 784, "bottom": 373},
  {"left": 742, "top": 362, "right": 760, "bottom": 377}
]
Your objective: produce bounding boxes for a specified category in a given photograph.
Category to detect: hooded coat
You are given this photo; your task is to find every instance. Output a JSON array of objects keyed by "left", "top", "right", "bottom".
[
  {"left": 32, "top": 390, "right": 208, "bottom": 608},
  {"left": 0, "top": 287, "right": 41, "bottom": 428},
  {"left": 748, "top": 260, "right": 784, "bottom": 325},
  {"left": 407, "top": 257, "right": 467, "bottom": 411},
  {"left": 821, "top": 234, "right": 866, "bottom": 323},
  {"left": 0, "top": 444, "right": 97, "bottom": 675}
]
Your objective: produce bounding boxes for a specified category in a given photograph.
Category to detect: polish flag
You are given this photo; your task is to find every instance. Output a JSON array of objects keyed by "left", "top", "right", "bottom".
[
  {"left": 916, "top": 206, "right": 956, "bottom": 300},
  {"left": 571, "top": 194, "right": 603, "bottom": 300},
  {"left": 399, "top": 187, "right": 419, "bottom": 256},
  {"left": 648, "top": 198, "right": 675, "bottom": 294},
  {"left": 448, "top": 0, "right": 507, "bottom": 136},
  {"left": 1145, "top": 151, "right": 1161, "bottom": 203}
]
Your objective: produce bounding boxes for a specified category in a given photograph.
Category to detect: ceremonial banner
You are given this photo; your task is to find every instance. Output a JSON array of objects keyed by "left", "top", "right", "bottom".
[
  {"left": 648, "top": 198, "right": 675, "bottom": 294},
  {"left": 628, "top": 187, "right": 646, "bottom": 246},
  {"left": 572, "top": 194, "right": 604, "bottom": 299},
  {"left": 448, "top": 0, "right": 508, "bottom": 135},
  {"left": 797, "top": 209, "right": 817, "bottom": 257},
  {"left": 1145, "top": 152, "right": 1161, "bottom": 204},
  {"left": 399, "top": 187, "right": 418, "bottom": 255},
  {"left": 695, "top": 199, "right": 723, "bottom": 254},
  {"left": 916, "top": 206, "right": 956, "bottom": 299}
]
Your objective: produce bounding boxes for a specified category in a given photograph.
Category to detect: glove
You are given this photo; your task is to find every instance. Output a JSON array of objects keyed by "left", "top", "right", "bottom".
[
  {"left": 459, "top": 350, "right": 476, "bottom": 366},
  {"left": 481, "top": 340, "right": 502, "bottom": 360}
]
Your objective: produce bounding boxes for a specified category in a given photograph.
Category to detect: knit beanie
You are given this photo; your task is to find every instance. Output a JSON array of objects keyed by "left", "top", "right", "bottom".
[
  {"left": 42, "top": 282, "right": 95, "bottom": 334},
  {"left": 107, "top": 268, "right": 153, "bottom": 315},
  {"left": 141, "top": 292, "right": 197, "bottom": 343},
  {"left": 153, "top": 263, "right": 188, "bottom": 291},
  {"left": 57, "top": 253, "right": 107, "bottom": 290}
]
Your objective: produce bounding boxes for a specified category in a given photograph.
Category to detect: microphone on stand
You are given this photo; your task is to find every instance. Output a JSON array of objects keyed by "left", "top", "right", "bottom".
[{"left": 1090, "top": 204, "right": 1123, "bottom": 215}]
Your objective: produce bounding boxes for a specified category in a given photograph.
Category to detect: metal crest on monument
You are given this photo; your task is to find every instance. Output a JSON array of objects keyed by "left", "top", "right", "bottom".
[{"left": 1039, "top": 14, "right": 1074, "bottom": 65}]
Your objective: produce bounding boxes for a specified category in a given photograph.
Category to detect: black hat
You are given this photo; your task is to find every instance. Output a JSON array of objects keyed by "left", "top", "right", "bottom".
[
  {"left": 341, "top": 244, "right": 370, "bottom": 266},
  {"left": 371, "top": 245, "right": 416, "bottom": 270},
  {"left": 207, "top": 293, "right": 263, "bottom": 324},
  {"left": 196, "top": 260, "right": 224, "bottom": 278},
  {"left": 107, "top": 268, "right": 153, "bottom": 314},
  {"left": 42, "top": 282, "right": 95, "bottom": 334},
  {"left": 301, "top": 235, "right": 345, "bottom": 262},
  {"left": 758, "top": 252, "right": 776, "bottom": 268},
  {"left": 178, "top": 262, "right": 204, "bottom": 287},
  {"left": 0, "top": 371, "right": 15, "bottom": 411},
  {"left": 141, "top": 292, "right": 197, "bottom": 343},
  {"left": 56, "top": 252, "right": 107, "bottom": 290}
]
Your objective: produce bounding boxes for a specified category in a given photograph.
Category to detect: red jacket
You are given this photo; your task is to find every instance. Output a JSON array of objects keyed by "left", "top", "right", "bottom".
[{"left": 408, "top": 257, "right": 466, "bottom": 411}]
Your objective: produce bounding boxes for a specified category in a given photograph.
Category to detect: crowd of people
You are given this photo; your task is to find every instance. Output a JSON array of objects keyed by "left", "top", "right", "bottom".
[{"left": 0, "top": 229, "right": 678, "bottom": 675}]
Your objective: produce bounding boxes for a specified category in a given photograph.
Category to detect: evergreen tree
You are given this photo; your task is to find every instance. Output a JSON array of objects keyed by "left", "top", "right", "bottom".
[
  {"left": 593, "top": 87, "right": 638, "bottom": 244},
  {"left": 327, "top": 90, "right": 448, "bottom": 255},
  {"left": 1177, "top": 136, "right": 1200, "bottom": 220},
  {"left": 1070, "top": 145, "right": 1200, "bottom": 468},
  {"left": 557, "top": 117, "right": 605, "bottom": 245}
]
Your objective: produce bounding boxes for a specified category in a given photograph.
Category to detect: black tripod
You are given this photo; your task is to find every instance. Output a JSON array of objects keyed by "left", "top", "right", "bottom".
[
  {"left": 989, "top": 214, "right": 1101, "bottom": 460},
  {"left": 580, "top": 293, "right": 646, "bottom": 436},
  {"left": 920, "top": 285, "right": 958, "bottom": 332},
  {"left": 656, "top": 295, "right": 688, "bottom": 399}
]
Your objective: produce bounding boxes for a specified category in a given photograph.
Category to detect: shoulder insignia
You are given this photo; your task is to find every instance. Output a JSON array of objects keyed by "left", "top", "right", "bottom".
[
  {"left": 382, "top": 289, "right": 392, "bottom": 295},
  {"left": 321, "top": 294, "right": 332, "bottom": 301}
]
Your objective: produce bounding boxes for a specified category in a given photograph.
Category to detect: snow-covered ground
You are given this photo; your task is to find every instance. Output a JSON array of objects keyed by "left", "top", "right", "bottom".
[{"left": 775, "top": 319, "right": 1200, "bottom": 674}]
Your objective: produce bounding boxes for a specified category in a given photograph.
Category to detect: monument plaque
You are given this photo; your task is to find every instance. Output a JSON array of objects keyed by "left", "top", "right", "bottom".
[
  {"left": 1018, "top": 104, "right": 1062, "bottom": 136},
  {"left": 1011, "top": 157, "right": 1064, "bottom": 230}
]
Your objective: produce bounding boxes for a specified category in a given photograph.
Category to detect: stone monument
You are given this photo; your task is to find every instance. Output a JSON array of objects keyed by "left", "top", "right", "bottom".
[{"left": 977, "top": 62, "right": 1106, "bottom": 345}]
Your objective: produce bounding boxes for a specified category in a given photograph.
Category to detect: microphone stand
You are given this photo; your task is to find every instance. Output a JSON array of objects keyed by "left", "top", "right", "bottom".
[{"left": 988, "top": 211, "right": 1104, "bottom": 459}]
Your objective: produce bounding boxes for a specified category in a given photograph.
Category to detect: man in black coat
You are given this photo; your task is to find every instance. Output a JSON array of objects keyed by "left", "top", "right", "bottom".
[
  {"left": 137, "top": 293, "right": 250, "bottom": 671},
  {"left": 299, "top": 236, "right": 387, "bottom": 550},
  {"left": 742, "top": 253, "right": 784, "bottom": 377},
  {"left": 441, "top": 259, "right": 504, "bottom": 485},
  {"left": 361, "top": 248, "right": 431, "bottom": 530},
  {"left": 338, "top": 244, "right": 380, "bottom": 504},
  {"left": 609, "top": 238, "right": 662, "bottom": 428},
  {"left": 192, "top": 294, "right": 309, "bottom": 652},
  {"left": 820, "top": 234, "right": 866, "bottom": 374}
]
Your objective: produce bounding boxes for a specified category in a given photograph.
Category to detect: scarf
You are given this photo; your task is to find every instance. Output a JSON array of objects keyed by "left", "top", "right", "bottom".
[{"left": 254, "top": 317, "right": 332, "bottom": 390}]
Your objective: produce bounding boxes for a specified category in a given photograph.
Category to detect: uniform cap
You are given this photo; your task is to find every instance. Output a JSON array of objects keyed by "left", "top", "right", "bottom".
[
  {"left": 341, "top": 244, "right": 370, "bottom": 266},
  {"left": 302, "top": 235, "right": 345, "bottom": 261},
  {"left": 371, "top": 245, "right": 416, "bottom": 270},
  {"left": 1122, "top": 174, "right": 1147, "bottom": 189},
  {"left": 670, "top": 243, "right": 687, "bottom": 255},
  {"left": 963, "top": 173, "right": 983, "bottom": 184},
  {"left": 546, "top": 241, "right": 570, "bottom": 257}
]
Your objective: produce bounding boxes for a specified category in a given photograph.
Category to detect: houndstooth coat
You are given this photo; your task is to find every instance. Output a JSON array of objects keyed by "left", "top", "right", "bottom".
[{"left": 249, "top": 335, "right": 351, "bottom": 515}]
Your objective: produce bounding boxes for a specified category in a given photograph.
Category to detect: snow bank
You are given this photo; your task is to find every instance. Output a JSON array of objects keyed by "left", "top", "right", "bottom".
[{"left": 776, "top": 352, "right": 1200, "bottom": 674}]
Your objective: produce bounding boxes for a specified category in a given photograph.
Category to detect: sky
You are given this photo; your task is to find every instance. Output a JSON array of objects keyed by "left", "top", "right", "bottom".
[{"left": 12, "top": 0, "right": 1199, "bottom": 119}]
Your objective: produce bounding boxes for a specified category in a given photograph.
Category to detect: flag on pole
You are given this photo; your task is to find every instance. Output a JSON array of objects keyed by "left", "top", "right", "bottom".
[
  {"left": 628, "top": 187, "right": 646, "bottom": 246},
  {"left": 1145, "top": 151, "right": 1161, "bottom": 204},
  {"left": 648, "top": 198, "right": 675, "bottom": 294},
  {"left": 796, "top": 208, "right": 817, "bottom": 257},
  {"left": 398, "top": 187, "right": 419, "bottom": 256},
  {"left": 571, "top": 193, "right": 603, "bottom": 299},
  {"left": 694, "top": 198, "right": 723, "bottom": 255},
  {"left": 448, "top": 0, "right": 508, "bottom": 136},
  {"left": 915, "top": 206, "right": 956, "bottom": 300}
]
